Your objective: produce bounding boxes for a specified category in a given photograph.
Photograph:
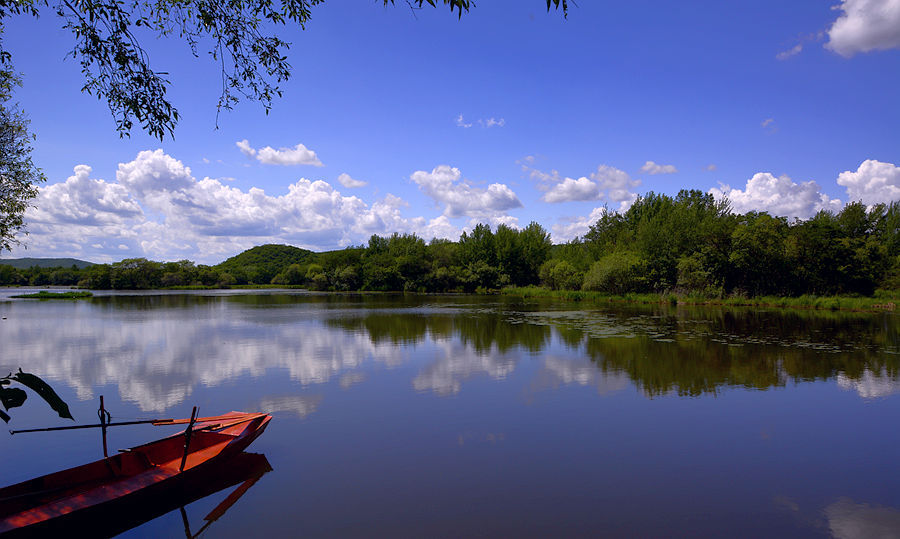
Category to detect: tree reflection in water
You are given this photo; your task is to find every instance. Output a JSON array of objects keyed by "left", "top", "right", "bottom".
[{"left": 1, "top": 293, "right": 897, "bottom": 412}]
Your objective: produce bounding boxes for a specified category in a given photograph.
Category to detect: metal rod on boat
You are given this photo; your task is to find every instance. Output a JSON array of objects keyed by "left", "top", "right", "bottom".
[
  {"left": 179, "top": 406, "right": 199, "bottom": 473},
  {"left": 8, "top": 412, "right": 250, "bottom": 435},
  {"left": 9, "top": 418, "right": 174, "bottom": 435},
  {"left": 99, "top": 395, "right": 110, "bottom": 458}
]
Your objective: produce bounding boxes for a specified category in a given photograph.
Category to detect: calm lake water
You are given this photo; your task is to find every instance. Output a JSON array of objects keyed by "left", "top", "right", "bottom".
[{"left": 2, "top": 289, "right": 900, "bottom": 537}]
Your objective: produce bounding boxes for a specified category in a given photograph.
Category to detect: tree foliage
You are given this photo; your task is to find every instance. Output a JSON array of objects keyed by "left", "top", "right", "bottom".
[
  {"left": 0, "top": 0, "right": 569, "bottom": 140},
  {"left": 0, "top": 57, "right": 44, "bottom": 253},
  {"left": 2, "top": 197, "right": 898, "bottom": 297}
]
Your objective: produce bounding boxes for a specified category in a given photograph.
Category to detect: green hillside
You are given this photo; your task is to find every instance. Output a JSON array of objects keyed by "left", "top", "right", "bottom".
[
  {"left": 0, "top": 257, "right": 95, "bottom": 269},
  {"left": 215, "top": 244, "right": 315, "bottom": 284}
]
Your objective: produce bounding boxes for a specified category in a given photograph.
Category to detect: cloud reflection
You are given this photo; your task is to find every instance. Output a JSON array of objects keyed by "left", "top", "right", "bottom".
[
  {"left": 536, "top": 355, "right": 629, "bottom": 396},
  {"left": 412, "top": 339, "right": 520, "bottom": 396},
  {"left": 825, "top": 497, "right": 900, "bottom": 539},
  {"left": 836, "top": 369, "right": 900, "bottom": 398},
  {"left": 258, "top": 395, "right": 324, "bottom": 419},
  {"left": 1, "top": 310, "right": 405, "bottom": 412}
]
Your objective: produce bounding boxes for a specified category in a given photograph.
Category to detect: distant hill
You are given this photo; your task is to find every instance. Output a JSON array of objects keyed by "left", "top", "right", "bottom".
[
  {"left": 215, "top": 244, "right": 315, "bottom": 283},
  {"left": 0, "top": 257, "right": 96, "bottom": 269}
]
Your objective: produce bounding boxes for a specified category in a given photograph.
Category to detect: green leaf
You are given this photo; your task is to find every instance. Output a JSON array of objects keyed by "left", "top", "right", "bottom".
[
  {"left": 0, "top": 387, "right": 27, "bottom": 410},
  {"left": 12, "top": 370, "right": 74, "bottom": 420}
]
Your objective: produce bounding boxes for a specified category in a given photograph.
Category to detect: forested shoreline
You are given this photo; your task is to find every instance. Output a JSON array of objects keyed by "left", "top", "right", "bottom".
[{"left": 2, "top": 190, "right": 899, "bottom": 298}]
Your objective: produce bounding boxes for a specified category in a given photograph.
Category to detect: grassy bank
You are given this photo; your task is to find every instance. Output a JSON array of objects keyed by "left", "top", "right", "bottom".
[
  {"left": 502, "top": 286, "right": 899, "bottom": 312},
  {"left": 11, "top": 291, "right": 94, "bottom": 299}
]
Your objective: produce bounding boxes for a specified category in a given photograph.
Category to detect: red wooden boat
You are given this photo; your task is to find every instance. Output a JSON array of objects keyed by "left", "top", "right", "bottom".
[{"left": 0, "top": 411, "right": 272, "bottom": 536}]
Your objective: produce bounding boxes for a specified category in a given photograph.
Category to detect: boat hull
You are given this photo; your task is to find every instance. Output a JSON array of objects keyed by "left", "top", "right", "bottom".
[{"left": 0, "top": 412, "right": 271, "bottom": 536}]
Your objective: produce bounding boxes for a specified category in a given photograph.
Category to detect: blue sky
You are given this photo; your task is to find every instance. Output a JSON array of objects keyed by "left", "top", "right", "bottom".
[{"left": 3, "top": 0, "right": 900, "bottom": 264}]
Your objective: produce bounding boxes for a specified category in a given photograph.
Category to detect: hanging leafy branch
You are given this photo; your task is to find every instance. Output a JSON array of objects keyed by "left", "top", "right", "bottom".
[
  {"left": 0, "top": 55, "right": 44, "bottom": 253},
  {"left": 0, "top": 0, "right": 569, "bottom": 141},
  {"left": 0, "top": 369, "right": 73, "bottom": 424}
]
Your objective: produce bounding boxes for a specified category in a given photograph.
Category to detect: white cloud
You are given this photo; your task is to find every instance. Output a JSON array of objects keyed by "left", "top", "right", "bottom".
[
  {"left": 592, "top": 165, "right": 640, "bottom": 211},
  {"left": 543, "top": 176, "right": 600, "bottom": 203},
  {"left": 706, "top": 164, "right": 717, "bottom": 172},
  {"left": 456, "top": 114, "right": 505, "bottom": 128},
  {"left": 535, "top": 165, "right": 639, "bottom": 210},
  {"left": 551, "top": 206, "right": 608, "bottom": 243},
  {"left": 761, "top": 118, "right": 775, "bottom": 128},
  {"left": 337, "top": 173, "right": 368, "bottom": 188},
  {"left": 236, "top": 139, "right": 256, "bottom": 157},
  {"left": 13, "top": 150, "right": 465, "bottom": 263},
  {"left": 826, "top": 0, "right": 900, "bottom": 57},
  {"left": 776, "top": 43, "right": 803, "bottom": 60},
  {"left": 480, "top": 117, "right": 506, "bottom": 128},
  {"left": 29, "top": 165, "right": 143, "bottom": 227},
  {"left": 410, "top": 165, "right": 522, "bottom": 219},
  {"left": 640, "top": 160, "right": 678, "bottom": 175},
  {"left": 116, "top": 149, "right": 195, "bottom": 207},
  {"left": 257, "top": 143, "right": 324, "bottom": 166},
  {"left": 836, "top": 159, "right": 900, "bottom": 205},
  {"left": 235, "top": 140, "right": 323, "bottom": 166},
  {"left": 709, "top": 172, "right": 842, "bottom": 219}
]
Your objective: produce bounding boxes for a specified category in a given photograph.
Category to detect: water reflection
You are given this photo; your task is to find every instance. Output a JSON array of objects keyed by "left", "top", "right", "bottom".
[
  {"left": 1, "top": 293, "right": 898, "bottom": 412},
  {"left": 11, "top": 452, "right": 272, "bottom": 538},
  {"left": 836, "top": 369, "right": 900, "bottom": 398},
  {"left": 3, "top": 293, "right": 900, "bottom": 537},
  {"left": 825, "top": 498, "right": 900, "bottom": 539},
  {"left": 257, "top": 395, "right": 323, "bottom": 419},
  {"left": 534, "top": 355, "right": 630, "bottom": 396},
  {"left": 412, "top": 339, "right": 521, "bottom": 396}
]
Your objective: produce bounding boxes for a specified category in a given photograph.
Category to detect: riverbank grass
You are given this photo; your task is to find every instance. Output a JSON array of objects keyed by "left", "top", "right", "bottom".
[
  {"left": 502, "top": 286, "right": 898, "bottom": 312},
  {"left": 11, "top": 291, "right": 94, "bottom": 299}
]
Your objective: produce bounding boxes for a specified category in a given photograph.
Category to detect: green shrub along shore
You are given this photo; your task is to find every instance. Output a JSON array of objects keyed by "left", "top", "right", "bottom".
[
  {"left": 9, "top": 291, "right": 94, "bottom": 299},
  {"left": 502, "top": 286, "right": 898, "bottom": 312},
  {"left": 2, "top": 190, "right": 899, "bottom": 311}
]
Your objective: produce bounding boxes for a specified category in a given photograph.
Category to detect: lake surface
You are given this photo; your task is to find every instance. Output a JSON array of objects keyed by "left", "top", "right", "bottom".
[{"left": 2, "top": 289, "right": 899, "bottom": 537}]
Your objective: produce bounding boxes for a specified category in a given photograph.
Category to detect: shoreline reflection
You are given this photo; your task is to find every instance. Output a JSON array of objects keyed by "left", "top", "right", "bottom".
[{"left": 1, "top": 294, "right": 897, "bottom": 413}]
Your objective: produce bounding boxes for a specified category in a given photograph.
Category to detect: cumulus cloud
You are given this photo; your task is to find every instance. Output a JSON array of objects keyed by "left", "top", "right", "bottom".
[
  {"left": 709, "top": 172, "right": 842, "bottom": 219},
  {"left": 455, "top": 114, "right": 473, "bottom": 128},
  {"left": 235, "top": 140, "right": 323, "bottom": 166},
  {"left": 410, "top": 165, "right": 522, "bottom": 219},
  {"left": 551, "top": 206, "right": 608, "bottom": 243},
  {"left": 236, "top": 139, "right": 256, "bottom": 157},
  {"left": 13, "top": 150, "right": 462, "bottom": 263},
  {"left": 29, "top": 165, "right": 142, "bottom": 227},
  {"left": 592, "top": 165, "right": 641, "bottom": 210},
  {"left": 836, "top": 159, "right": 900, "bottom": 205},
  {"left": 826, "top": 0, "right": 900, "bottom": 57},
  {"left": 535, "top": 165, "right": 639, "bottom": 210},
  {"left": 640, "top": 160, "right": 678, "bottom": 175},
  {"left": 336, "top": 173, "right": 367, "bottom": 188},
  {"left": 543, "top": 176, "right": 600, "bottom": 203}
]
